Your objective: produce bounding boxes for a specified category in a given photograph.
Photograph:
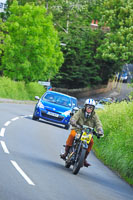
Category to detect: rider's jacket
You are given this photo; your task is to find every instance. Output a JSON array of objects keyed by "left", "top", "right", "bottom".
[{"left": 70, "top": 108, "right": 102, "bottom": 132}]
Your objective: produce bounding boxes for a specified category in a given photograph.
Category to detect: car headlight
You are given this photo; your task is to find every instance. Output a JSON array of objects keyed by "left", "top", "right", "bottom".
[
  {"left": 63, "top": 110, "right": 71, "bottom": 116},
  {"left": 38, "top": 102, "right": 44, "bottom": 109}
]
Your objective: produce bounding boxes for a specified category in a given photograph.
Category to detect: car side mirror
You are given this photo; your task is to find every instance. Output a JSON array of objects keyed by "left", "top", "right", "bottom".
[
  {"left": 35, "top": 96, "right": 40, "bottom": 101},
  {"left": 70, "top": 107, "right": 79, "bottom": 116},
  {"left": 73, "top": 107, "right": 79, "bottom": 112}
]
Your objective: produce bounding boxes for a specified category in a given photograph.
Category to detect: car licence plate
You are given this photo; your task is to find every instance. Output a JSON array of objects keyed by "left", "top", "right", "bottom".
[{"left": 47, "top": 111, "right": 59, "bottom": 117}]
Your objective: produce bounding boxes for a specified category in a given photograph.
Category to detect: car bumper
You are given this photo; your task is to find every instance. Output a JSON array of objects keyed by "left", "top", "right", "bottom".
[{"left": 34, "top": 107, "right": 70, "bottom": 125}]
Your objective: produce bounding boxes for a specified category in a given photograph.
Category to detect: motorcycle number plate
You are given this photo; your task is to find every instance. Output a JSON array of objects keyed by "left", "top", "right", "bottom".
[
  {"left": 47, "top": 111, "right": 59, "bottom": 117},
  {"left": 81, "top": 133, "right": 92, "bottom": 144}
]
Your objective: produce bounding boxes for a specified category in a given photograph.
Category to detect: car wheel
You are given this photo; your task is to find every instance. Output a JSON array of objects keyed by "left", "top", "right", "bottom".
[
  {"left": 32, "top": 110, "right": 39, "bottom": 120},
  {"left": 32, "top": 115, "right": 39, "bottom": 120},
  {"left": 65, "top": 124, "right": 70, "bottom": 130}
]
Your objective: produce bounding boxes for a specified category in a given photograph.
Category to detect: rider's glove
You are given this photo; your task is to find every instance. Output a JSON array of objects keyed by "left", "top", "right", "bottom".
[{"left": 98, "top": 128, "right": 104, "bottom": 138}]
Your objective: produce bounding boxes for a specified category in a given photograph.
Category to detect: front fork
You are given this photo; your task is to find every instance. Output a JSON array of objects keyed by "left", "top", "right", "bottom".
[{"left": 74, "top": 141, "right": 88, "bottom": 163}]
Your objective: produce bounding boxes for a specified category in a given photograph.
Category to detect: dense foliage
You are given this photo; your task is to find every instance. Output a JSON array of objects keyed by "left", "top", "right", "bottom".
[
  {"left": 94, "top": 101, "right": 133, "bottom": 185},
  {"left": 97, "top": 0, "right": 133, "bottom": 64},
  {"left": 0, "top": 0, "right": 133, "bottom": 88},
  {"left": 51, "top": 28, "right": 104, "bottom": 88},
  {"left": 0, "top": 0, "right": 63, "bottom": 82},
  {"left": 48, "top": 0, "right": 133, "bottom": 88}
]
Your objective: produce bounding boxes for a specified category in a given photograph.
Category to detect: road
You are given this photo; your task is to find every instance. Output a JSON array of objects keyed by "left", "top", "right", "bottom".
[
  {"left": 78, "top": 82, "right": 133, "bottom": 107},
  {"left": 0, "top": 103, "right": 133, "bottom": 200}
]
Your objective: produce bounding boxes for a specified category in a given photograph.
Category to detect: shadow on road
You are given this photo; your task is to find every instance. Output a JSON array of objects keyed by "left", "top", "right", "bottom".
[
  {"left": 77, "top": 170, "right": 133, "bottom": 199},
  {"left": 25, "top": 116, "right": 67, "bottom": 130},
  {"left": 13, "top": 151, "right": 71, "bottom": 173}
]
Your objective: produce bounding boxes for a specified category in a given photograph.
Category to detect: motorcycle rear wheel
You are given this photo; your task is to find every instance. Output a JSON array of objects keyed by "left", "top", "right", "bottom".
[{"left": 72, "top": 148, "right": 86, "bottom": 175}]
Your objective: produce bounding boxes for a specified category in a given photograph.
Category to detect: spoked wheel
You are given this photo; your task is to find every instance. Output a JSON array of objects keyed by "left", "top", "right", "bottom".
[
  {"left": 72, "top": 148, "right": 86, "bottom": 175},
  {"left": 65, "top": 161, "right": 71, "bottom": 168},
  {"left": 65, "top": 151, "right": 74, "bottom": 168}
]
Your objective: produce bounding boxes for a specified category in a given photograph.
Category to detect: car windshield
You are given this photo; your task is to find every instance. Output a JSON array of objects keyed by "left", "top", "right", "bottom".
[
  {"left": 72, "top": 98, "right": 77, "bottom": 107},
  {"left": 42, "top": 93, "right": 72, "bottom": 108}
]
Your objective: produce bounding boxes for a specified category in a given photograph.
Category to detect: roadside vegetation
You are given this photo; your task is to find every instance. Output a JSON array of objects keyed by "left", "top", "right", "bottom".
[
  {"left": 0, "top": 77, "right": 45, "bottom": 100},
  {"left": 0, "top": 0, "right": 133, "bottom": 88},
  {"left": 94, "top": 101, "right": 133, "bottom": 185}
]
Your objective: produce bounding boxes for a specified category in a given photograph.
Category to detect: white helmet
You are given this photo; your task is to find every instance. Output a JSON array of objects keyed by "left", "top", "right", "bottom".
[{"left": 84, "top": 99, "right": 96, "bottom": 108}]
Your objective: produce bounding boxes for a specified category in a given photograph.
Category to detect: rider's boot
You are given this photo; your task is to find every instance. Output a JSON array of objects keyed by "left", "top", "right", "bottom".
[
  {"left": 60, "top": 145, "right": 70, "bottom": 160},
  {"left": 84, "top": 152, "right": 91, "bottom": 167}
]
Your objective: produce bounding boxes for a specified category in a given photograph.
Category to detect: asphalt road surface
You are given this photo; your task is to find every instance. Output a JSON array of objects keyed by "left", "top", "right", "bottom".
[
  {"left": 78, "top": 82, "right": 133, "bottom": 107},
  {"left": 0, "top": 103, "right": 133, "bottom": 200}
]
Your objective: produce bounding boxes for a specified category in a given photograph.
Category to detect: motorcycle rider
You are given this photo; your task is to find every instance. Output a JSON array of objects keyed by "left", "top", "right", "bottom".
[{"left": 60, "top": 98, "right": 104, "bottom": 167}]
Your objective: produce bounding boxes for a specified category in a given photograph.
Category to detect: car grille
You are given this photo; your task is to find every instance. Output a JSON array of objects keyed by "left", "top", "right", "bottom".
[
  {"left": 46, "top": 109, "right": 60, "bottom": 114},
  {"left": 41, "top": 111, "right": 64, "bottom": 122}
]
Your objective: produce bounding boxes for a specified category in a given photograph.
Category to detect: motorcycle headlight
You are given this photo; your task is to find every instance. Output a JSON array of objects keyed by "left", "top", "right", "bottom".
[
  {"left": 75, "top": 134, "right": 80, "bottom": 139},
  {"left": 38, "top": 102, "right": 44, "bottom": 109}
]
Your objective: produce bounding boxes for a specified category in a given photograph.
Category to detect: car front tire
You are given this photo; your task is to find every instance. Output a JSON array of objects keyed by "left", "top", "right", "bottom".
[
  {"left": 32, "top": 115, "right": 39, "bottom": 120},
  {"left": 65, "top": 123, "right": 70, "bottom": 130},
  {"left": 32, "top": 109, "right": 39, "bottom": 120}
]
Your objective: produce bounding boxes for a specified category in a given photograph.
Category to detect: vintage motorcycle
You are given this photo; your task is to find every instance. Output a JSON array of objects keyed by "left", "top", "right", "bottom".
[{"left": 62, "top": 125, "right": 100, "bottom": 175}]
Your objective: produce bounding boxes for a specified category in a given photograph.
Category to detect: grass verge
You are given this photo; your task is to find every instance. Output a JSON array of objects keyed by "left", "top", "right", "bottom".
[{"left": 94, "top": 101, "right": 133, "bottom": 185}]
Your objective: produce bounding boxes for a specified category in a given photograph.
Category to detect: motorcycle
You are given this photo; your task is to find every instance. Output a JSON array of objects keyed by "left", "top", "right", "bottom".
[{"left": 62, "top": 125, "right": 100, "bottom": 175}]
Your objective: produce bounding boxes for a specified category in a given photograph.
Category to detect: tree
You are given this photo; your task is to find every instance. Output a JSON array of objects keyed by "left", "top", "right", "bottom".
[
  {"left": 0, "top": 0, "right": 63, "bottom": 82},
  {"left": 51, "top": 0, "right": 133, "bottom": 88},
  {"left": 96, "top": 0, "right": 133, "bottom": 66},
  {"left": 49, "top": 0, "right": 108, "bottom": 88},
  {"left": 51, "top": 25, "right": 105, "bottom": 88}
]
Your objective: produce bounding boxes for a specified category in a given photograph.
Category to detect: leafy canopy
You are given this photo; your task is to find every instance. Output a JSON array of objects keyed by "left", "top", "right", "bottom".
[
  {"left": 97, "top": 0, "right": 133, "bottom": 65},
  {"left": 50, "top": 0, "right": 133, "bottom": 88},
  {"left": 0, "top": 0, "right": 63, "bottom": 82}
]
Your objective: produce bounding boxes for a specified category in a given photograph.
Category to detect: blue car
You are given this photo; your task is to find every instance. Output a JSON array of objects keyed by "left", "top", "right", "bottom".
[{"left": 32, "top": 91, "right": 78, "bottom": 129}]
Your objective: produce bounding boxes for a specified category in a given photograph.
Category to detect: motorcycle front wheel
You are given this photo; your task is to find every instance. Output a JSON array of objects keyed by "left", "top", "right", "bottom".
[
  {"left": 72, "top": 148, "right": 86, "bottom": 175},
  {"left": 65, "top": 161, "right": 71, "bottom": 168}
]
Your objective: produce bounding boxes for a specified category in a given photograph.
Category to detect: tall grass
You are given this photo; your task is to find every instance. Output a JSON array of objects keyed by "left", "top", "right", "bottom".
[
  {"left": 0, "top": 77, "right": 45, "bottom": 100},
  {"left": 94, "top": 101, "right": 133, "bottom": 185}
]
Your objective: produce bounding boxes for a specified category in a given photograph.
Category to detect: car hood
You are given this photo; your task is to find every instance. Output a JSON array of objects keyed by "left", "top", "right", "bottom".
[{"left": 41, "top": 100, "right": 72, "bottom": 113}]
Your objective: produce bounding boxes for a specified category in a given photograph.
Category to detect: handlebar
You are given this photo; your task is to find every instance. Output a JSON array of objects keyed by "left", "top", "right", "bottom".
[{"left": 74, "top": 125, "right": 103, "bottom": 139}]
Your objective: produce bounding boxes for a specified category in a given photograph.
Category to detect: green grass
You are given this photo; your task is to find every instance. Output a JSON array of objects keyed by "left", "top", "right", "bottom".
[
  {"left": 0, "top": 76, "right": 45, "bottom": 100},
  {"left": 94, "top": 101, "right": 133, "bottom": 185}
]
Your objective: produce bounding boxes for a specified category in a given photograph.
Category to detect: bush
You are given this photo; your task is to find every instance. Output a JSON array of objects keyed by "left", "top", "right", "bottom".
[
  {"left": 25, "top": 82, "right": 45, "bottom": 100},
  {"left": 0, "top": 76, "right": 45, "bottom": 100}
]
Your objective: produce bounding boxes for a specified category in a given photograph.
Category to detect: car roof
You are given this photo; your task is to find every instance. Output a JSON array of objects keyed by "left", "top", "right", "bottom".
[{"left": 45, "top": 90, "right": 77, "bottom": 99}]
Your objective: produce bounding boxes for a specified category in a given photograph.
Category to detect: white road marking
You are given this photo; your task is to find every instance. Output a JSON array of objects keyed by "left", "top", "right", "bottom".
[
  {"left": 1, "top": 114, "right": 35, "bottom": 185},
  {"left": 0, "top": 128, "right": 5, "bottom": 137},
  {"left": 11, "top": 117, "right": 19, "bottom": 121},
  {"left": 23, "top": 115, "right": 28, "bottom": 118},
  {"left": 11, "top": 160, "right": 35, "bottom": 186},
  {"left": 0, "top": 140, "right": 10, "bottom": 154},
  {"left": 4, "top": 121, "right": 11, "bottom": 126},
  {"left": 20, "top": 116, "right": 25, "bottom": 118}
]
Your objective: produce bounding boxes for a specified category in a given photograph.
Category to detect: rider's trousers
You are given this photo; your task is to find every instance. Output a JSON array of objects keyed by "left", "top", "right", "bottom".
[{"left": 66, "top": 129, "right": 94, "bottom": 153}]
